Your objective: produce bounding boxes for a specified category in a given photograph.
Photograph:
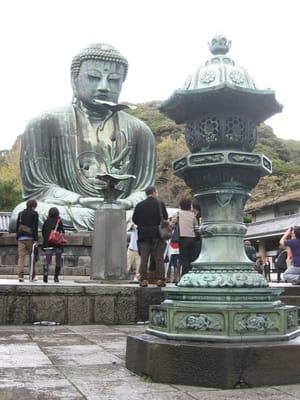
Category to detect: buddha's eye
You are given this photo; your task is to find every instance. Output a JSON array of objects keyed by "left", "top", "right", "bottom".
[
  {"left": 87, "top": 72, "right": 101, "bottom": 80},
  {"left": 108, "top": 73, "right": 121, "bottom": 81}
]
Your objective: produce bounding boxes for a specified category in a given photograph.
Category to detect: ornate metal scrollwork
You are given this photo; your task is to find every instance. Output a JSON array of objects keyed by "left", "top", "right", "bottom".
[
  {"left": 176, "top": 313, "right": 224, "bottom": 331},
  {"left": 151, "top": 310, "right": 167, "bottom": 327},
  {"left": 234, "top": 313, "right": 279, "bottom": 333},
  {"left": 228, "top": 153, "right": 260, "bottom": 164},
  {"left": 287, "top": 310, "right": 298, "bottom": 329},
  {"left": 178, "top": 270, "right": 268, "bottom": 288},
  {"left": 200, "top": 70, "right": 216, "bottom": 84}
]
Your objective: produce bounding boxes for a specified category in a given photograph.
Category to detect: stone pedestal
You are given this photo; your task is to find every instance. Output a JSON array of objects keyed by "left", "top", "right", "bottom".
[
  {"left": 91, "top": 206, "right": 127, "bottom": 280},
  {"left": 126, "top": 333, "right": 300, "bottom": 389}
]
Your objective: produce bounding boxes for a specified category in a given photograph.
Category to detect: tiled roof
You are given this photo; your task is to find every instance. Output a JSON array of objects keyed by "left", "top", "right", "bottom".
[
  {"left": 245, "top": 212, "right": 300, "bottom": 239},
  {"left": 245, "top": 190, "right": 300, "bottom": 212}
]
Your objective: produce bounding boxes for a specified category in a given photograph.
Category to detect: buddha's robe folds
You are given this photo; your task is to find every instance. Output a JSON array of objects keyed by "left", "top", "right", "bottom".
[{"left": 10, "top": 105, "right": 156, "bottom": 231}]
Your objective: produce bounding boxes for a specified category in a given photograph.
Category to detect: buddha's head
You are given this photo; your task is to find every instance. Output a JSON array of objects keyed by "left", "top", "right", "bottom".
[{"left": 71, "top": 43, "right": 128, "bottom": 108}]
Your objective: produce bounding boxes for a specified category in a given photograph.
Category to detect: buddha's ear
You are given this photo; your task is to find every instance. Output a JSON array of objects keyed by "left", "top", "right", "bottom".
[{"left": 71, "top": 75, "right": 78, "bottom": 97}]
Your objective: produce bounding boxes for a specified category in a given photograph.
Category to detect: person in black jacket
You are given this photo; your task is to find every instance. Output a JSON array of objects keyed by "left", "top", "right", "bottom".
[
  {"left": 274, "top": 248, "right": 288, "bottom": 282},
  {"left": 132, "top": 186, "right": 168, "bottom": 287},
  {"left": 42, "top": 207, "right": 65, "bottom": 283},
  {"left": 244, "top": 240, "right": 257, "bottom": 262},
  {"left": 16, "top": 199, "right": 39, "bottom": 282}
]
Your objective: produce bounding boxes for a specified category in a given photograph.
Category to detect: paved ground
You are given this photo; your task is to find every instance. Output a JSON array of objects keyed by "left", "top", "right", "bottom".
[{"left": 0, "top": 324, "right": 300, "bottom": 399}]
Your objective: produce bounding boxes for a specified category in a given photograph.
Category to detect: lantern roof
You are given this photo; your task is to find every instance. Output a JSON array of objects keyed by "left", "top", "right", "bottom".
[{"left": 160, "top": 35, "right": 282, "bottom": 124}]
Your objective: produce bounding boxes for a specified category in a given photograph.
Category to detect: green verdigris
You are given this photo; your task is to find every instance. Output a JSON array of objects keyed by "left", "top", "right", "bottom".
[
  {"left": 9, "top": 44, "right": 156, "bottom": 231},
  {"left": 148, "top": 35, "right": 300, "bottom": 342}
]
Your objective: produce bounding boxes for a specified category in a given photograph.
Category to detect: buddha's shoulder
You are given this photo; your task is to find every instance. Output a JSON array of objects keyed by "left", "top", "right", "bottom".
[
  {"left": 25, "top": 105, "right": 74, "bottom": 127},
  {"left": 118, "top": 111, "right": 152, "bottom": 133}
]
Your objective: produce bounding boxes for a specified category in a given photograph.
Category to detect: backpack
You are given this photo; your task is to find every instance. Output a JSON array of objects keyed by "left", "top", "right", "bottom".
[{"left": 274, "top": 250, "right": 287, "bottom": 271}]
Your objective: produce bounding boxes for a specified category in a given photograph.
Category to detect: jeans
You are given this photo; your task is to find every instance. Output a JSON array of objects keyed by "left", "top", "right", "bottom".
[
  {"left": 43, "top": 248, "right": 63, "bottom": 275},
  {"left": 283, "top": 266, "right": 300, "bottom": 283}
]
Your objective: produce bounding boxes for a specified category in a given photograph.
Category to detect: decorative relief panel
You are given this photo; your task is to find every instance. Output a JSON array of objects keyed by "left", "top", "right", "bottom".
[
  {"left": 151, "top": 309, "right": 167, "bottom": 327},
  {"left": 234, "top": 313, "right": 280, "bottom": 333},
  {"left": 228, "top": 153, "right": 261, "bottom": 165},
  {"left": 190, "top": 153, "right": 224, "bottom": 165},
  {"left": 179, "top": 270, "right": 268, "bottom": 288},
  {"left": 229, "top": 70, "right": 245, "bottom": 84},
  {"left": 175, "top": 313, "right": 224, "bottom": 331},
  {"left": 200, "top": 223, "right": 247, "bottom": 236},
  {"left": 200, "top": 70, "right": 216, "bottom": 84},
  {"left": 287, "top": 310, "right": 298, "bottom": 329}
]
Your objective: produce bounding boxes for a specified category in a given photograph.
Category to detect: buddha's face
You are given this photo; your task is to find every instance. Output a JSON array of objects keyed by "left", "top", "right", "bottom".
[{"left": 73, "top": 59, "right": 125, "bottom": 107}]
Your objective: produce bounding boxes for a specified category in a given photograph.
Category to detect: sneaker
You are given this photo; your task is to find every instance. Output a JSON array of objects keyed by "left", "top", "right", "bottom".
[
  {"left": 157, "top": 280, "right": 166, "bottom": 287},
  {"left": 18, "top": 273, "right": 24, "bottom": 282},
  {"left": 54, "top": 276, "right": 59, "bottom": 283},
  {"left": 30, "top": 276, "right": 38, "bottom": 282},
  {"left": 139, "top": 280, "right": 148, "bottom": 287},
  {"left": 43, "top": 275, "right": 48, "bottom": 283}
]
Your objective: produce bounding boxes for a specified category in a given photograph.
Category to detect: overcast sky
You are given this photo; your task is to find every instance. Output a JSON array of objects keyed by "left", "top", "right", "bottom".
[{"left": 1, "top": 0, "right": 299, "bottom": 150}]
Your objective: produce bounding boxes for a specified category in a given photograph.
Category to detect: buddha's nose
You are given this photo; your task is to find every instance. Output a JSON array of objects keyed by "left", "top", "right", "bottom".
[{"left": 96, "top": 79, "right": 110, "bottom": 92}]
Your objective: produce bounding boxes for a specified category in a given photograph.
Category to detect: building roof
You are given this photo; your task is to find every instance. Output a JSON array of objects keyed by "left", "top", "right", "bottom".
[
  {"left": 245, "top": 212, "right": 300, "bottom": 240},
  {"left": 245, "top": 189, "right": 300, "bottom": 212}
]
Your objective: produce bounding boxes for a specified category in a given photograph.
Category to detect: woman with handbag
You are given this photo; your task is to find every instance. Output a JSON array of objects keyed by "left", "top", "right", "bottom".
[
  {"left": 42, "top": 207, "right": 66, "bottom": 283},
  {"left": 171, "top": 197, "right": 198, "bottom": 276}
]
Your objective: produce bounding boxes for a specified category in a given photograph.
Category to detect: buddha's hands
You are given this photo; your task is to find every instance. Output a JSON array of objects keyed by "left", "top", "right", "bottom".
[
  {"left": 116, "top": 198, "right": 133, "bottom": 210},
  {"left": 78, "top": 197, "right": 104, "bottom": 210}
]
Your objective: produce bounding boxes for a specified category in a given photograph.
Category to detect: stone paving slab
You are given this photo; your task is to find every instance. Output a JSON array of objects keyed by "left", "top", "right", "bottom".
[
  {"left": 0, "top": 366, "right": 84, "bottom": 399},
  {"left": 0, "top": 324, "right": 299, "bottom": 399}
]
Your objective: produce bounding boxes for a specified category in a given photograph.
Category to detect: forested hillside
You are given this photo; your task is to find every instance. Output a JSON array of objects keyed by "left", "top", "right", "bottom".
[{"left": 0, "top": 101, "right": 299, "bottom": 211}]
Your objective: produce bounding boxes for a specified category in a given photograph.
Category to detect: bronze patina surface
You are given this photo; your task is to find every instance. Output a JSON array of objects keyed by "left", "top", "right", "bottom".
[
  {"left": 148, "top": 35, "right": 298, "bottom": 342},
  {"left": 10, "top": 44, "right": 156, "bottom": 231}
]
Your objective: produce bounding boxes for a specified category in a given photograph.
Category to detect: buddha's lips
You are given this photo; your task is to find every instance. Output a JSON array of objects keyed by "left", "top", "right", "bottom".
[
  {"left": 94, "top": 99, "right": 136, "bottom": 110},
  {"left": 94, "top": 99, "right": 118, "bottom": 107}
]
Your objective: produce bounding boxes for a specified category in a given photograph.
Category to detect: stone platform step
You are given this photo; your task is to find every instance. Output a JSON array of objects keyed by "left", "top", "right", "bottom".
[{"left": 0, "top": 279, "right": 165, "bottom": 325}]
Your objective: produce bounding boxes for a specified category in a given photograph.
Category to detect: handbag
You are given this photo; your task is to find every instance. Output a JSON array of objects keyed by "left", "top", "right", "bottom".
[
  {"left": 17, "top": 211, "right": 33, "bottom": 235},
  {"left": 170, "top": 214, "right": 180, "bottom": 243},
  {"left": 18, "top": 223, "right": 32, "bottom": 235},
  {"left": 48, "top": 219, "right": 67, "bottom": 246},
  {"left": 158, "top": 201, "right": 172, "bottom": 241}
]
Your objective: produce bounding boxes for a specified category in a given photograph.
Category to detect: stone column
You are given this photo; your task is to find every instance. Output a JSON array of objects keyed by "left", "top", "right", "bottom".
[{"left": 91, "top": 205, "right": 127, "bottom": 280}]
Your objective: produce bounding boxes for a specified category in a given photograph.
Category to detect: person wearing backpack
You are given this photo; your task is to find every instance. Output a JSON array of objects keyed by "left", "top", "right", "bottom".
[
  {"left": 244, "top": 240, "right": 257, "bottom": 263},
  {"left": 274, "top": 249, "right": 287, "bottom": 283},
  {"left": 16, "top": 199, "right": 39, "bottom": 282}
]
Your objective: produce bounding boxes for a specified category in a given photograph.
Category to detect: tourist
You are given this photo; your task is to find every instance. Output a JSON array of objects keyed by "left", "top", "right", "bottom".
[
  {"left": 16, "top": 199, "right": 39, "bottom": 282},
  {"left": 274, "top": 248, "right": 287, "bottom": 282},
  {"left": 132, "top": 186, "right": 168, "bottom": 287},
  {"left": 127, "top": 223, "right": 140, "bottom": 282},
  {"left": 172, "top": 197, "right": 198, "bottom": 276},
  {"left": 165, "top": 220, "right": 181, "bottom": 284},
  {"left": 255, "top": 257, "right": 264, "bottom": 274},
  {"left": 263, "top": 258, "right": 271, "bottom": 282},
  {"left": 42, "top": 207, "right": 65, "bottom": 283},
  {"left": 191, "top": 197, "right": 202, "bottom": 261},
  {"left": 280, "top": 226, "right": 300, "bottom": 284},
  {"left": 244, "top": 240, "right": 257, "bottom": 263},
  {"left": 10, "top": 43, "right": 156, "bottom": 232}
]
